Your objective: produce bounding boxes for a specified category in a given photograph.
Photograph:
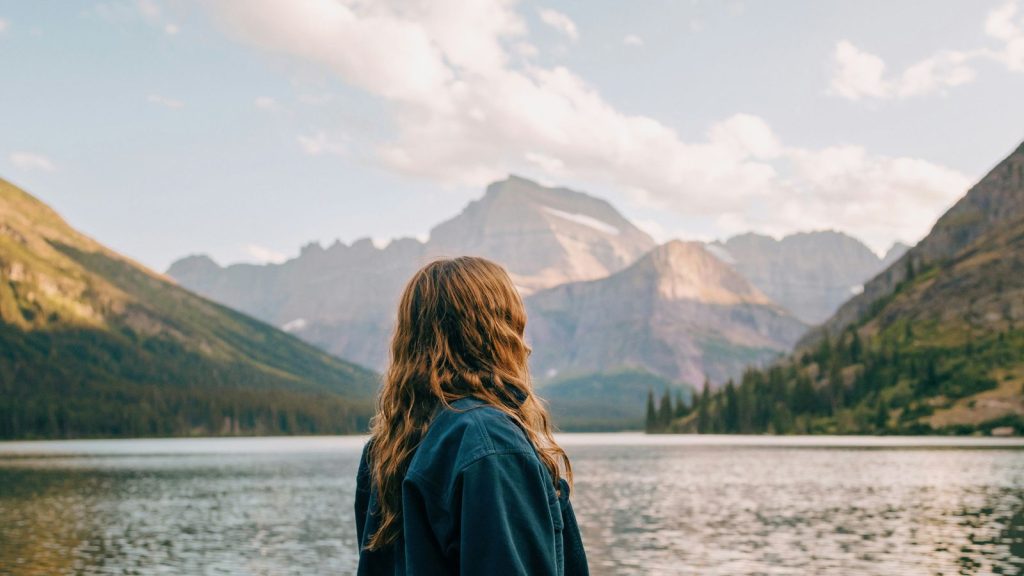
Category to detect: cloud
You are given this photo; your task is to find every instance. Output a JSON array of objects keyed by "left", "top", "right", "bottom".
[
  {"left": 707, "top": 114, "right": 782, "bottom": 160},
  {"left": 829, "top": 40, "right": 890, "bottom": 100},
  {"left": 831, "top": 1, "right": 1024, "bottom": 101},
  {"left": 209, "top": 0, "right": 971, "bottom": 252},
  {"left": 986, "top": 0, "right": 1024, "bottom": 71},
  {"left": 254, "top": 96, "right": 278, "bottom": 109},
  {"left": 0, "top": 19, "right": 8, "bottom": 33},
  {"left": 9, "top": 152, "right": 56, "bottom": 172},
  {"left": 147, "top": 94, "right": 184, "bottom": 109},
  {"left": 297, "top": 131, "right": 347, "bottom": 156},
  {"left": 137, "top": 0, "right": 161, "bottom": 20},
  {"left": 538, "top": 8, "right": 578, "bottom": 41},
  {"left": 829, "top": 40, "right": 977, "bottom": 100},
  {"left": 244, "top": 244, "right": 288, "bottom": 264},
  {"left": 164, "top": 23, "right": 179, "bottom": 35},
  {"left": 623, "top": 34, "right": 643, "bottom": 47}
]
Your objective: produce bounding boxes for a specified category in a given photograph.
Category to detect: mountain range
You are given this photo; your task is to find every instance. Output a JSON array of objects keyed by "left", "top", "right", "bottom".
[
  {"left": 526, "top": 240, "right": 807, "bottom": 385},
  {"left": 670, "top": 140, "right": 1024, "bottom": 435},
  {"left": 167, "top": 174, "right": 908, "bottom": 432},
  {"left": 708, "top": 232, "right": 908, "bottom": 325},
  {"left": 0, "top": 178, "right": 377, "bottom": 439},
  {"left": 169, "top": 175, "right": 657, "bottom": 372}
]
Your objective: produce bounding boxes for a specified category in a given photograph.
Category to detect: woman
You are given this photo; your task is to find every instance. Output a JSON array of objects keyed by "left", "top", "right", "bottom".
[{"left": 354, "top": 256, "right": 589, "bottom": 575}]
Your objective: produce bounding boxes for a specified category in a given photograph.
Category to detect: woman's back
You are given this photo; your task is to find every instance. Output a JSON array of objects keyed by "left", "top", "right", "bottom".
[
  {"left": 355, "top": 397, "right": 588, "bottom": 575},
  {"left": 354, "top": 256, "right": 587, "bottom": 575}
]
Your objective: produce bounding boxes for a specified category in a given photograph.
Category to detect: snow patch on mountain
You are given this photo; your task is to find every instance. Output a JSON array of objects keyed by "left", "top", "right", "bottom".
[{"left": 541, "top": 206, "right": 620, "bottom": 236}]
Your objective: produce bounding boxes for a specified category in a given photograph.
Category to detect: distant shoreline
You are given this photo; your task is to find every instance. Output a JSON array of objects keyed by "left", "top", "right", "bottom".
[{"left": 2, "top": 433, "right": 1023, "bottom": 458}]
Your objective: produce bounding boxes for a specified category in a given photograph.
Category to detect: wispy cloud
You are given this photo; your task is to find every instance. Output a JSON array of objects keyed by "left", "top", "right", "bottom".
[
  {"left": 147, "top": 94, "right": 184, "bottom": 109},
  {"left": 830, "top": 1, "right": 1024, "bottom": 101},
  {"left": 244, "top": 244, "right": 288, "bottom": 264},
  {"left": 0, "top": 18, "right": 9, "bottom": 34},
  {"left": 623, "top": 34, "right": 643, "bottom": 47},
  {"left": 254, "top": 96, "right": 277, "bottom": 110},
  {"left": 830, "top": 40, "right": 978, "bottom": 100},
  {"left": 9, "top": 152, "right": 56, "bottom": 172},
  {"left": 297, "top": 131, "right": 346, "bottom": 157},
  {"left": 538, "top": 8, "right": 578, "bottom": 41}
]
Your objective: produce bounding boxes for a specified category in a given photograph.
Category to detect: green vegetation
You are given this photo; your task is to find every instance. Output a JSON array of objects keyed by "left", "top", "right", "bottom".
[
  {"left": 647, "top": 208, "right": 1024, "bottom": 435},
  {"left": 0, "top": 178, "right": 378, "bottom": 439},
  {"left": 655, "top": 325, "right": 1022, "bottom": 435}
]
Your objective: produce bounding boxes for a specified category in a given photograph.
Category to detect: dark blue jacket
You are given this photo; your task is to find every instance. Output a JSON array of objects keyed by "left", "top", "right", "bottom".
[{"left": 354, "top": 397, "right": 589, "bottom": 575}]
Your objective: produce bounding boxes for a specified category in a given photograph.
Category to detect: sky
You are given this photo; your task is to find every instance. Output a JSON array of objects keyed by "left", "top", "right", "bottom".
[{"left": 1, "top": 0, "right": 1023, "bottom": 271}]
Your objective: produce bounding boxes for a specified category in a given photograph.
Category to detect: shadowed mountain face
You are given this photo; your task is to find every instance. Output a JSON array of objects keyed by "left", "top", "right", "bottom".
[
  {"left": 806, "top": 140, "right": 1024, "bottom": 346},
  {"left": 169, "top": 175, "right": 656, "bottom": 370},
  {"left": 525, "top": 240, "right": 807, "bottom": 386},
  {"left": 687, "top": 140, "right": 1024, "bottom": 436},
  {"left": 708, "top": 232, "right": 907, "bottom": 326},
  {"left": 0, "top": 178, "right": 378, "bottom": 439}
]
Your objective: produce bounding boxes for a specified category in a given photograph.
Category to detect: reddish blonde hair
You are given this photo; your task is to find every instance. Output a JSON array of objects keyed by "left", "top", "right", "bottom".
[{"left": 366, "top": 256, "right": 571, "bottom": 550}]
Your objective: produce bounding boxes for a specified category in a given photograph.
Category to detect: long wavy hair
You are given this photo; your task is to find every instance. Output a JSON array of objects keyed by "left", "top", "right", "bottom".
[{"left": 365, "top": 256, "right": 571, "bottom": 550}]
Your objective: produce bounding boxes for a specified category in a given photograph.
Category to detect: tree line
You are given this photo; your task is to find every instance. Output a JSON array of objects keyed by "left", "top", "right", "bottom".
[{"left": 646, "top": 322, "right": 1021, "bottom": 435}]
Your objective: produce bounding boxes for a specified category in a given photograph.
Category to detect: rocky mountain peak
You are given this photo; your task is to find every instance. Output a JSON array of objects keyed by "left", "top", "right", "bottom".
[
  {"left": 636, "top": 240, "right": 772, "bottom": 305},
  {"left": 426, "top": 174, "right": 655, "bottom": 293}
]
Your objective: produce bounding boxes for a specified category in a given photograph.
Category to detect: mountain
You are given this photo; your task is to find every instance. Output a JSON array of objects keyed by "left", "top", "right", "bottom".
[
  {"left": 429, "top": 175, "right": 657, "bottom": 293},
  {"left": 0, "top": 178, "right": 378, "bottom": 439},
  {"left": 672, "top": 140, "right": 1024, "bottom": 435},
  {"left": 525, "top": 240, "right": 807, "bottom": 386},
  {"left": 168, "top": 175, "right": 657, "bottom": 370},
  {"left": 881, "top": 242, "right": 911, "bottom": 268},
  {"left": 707, "top": 231, "right": 905, "bottom": 325},
  {"left": 805, "top": 140, "right": 1024, "bottom": 345}
]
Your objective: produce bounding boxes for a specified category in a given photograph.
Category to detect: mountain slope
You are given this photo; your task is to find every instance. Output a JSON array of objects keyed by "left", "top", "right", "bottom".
[
  {"left": 708, "top": 231, "right": 903, "bottom": 325},
  {"left": 168, "top": 175, "right": 656, "bottom": 370},
  {"left": 0, "top": 178, "right": 378, "bottom": 439},
  {"left": 805, "top": 140, "right": 1024, "bottom": 346},
  {"left": 676, "top": 141, "right": 1024, "bottom": 435},
  {"left": 525, "top": 240, "right": 807, "bottom": 386}
]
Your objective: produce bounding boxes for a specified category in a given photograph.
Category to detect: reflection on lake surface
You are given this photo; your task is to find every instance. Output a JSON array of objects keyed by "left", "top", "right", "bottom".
[{"left": 1, "top": 434, "right": 1022, "bottom": 575}]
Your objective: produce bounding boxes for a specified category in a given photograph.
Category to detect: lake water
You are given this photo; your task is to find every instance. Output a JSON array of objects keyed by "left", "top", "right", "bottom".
[{"left": 1, "top": 434, "right": 1023, "bottom": 575}]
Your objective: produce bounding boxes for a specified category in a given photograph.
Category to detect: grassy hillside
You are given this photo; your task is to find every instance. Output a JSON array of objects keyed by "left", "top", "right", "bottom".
[
  {"left": 663, "top": 212, "right": 1024, "bottom": 435},
  {"left": 0, "top": 178, "right": 378, "bottom": 439}
]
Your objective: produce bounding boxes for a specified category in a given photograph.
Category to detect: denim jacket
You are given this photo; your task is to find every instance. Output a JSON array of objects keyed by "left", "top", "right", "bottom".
[{"left": 354, "top": 396, "right": 589, "bottom": 575}]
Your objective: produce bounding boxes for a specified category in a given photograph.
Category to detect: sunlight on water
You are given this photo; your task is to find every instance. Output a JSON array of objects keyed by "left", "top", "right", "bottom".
[{"left": 0, "top": 435, "right": 1022, "bottom": 575}]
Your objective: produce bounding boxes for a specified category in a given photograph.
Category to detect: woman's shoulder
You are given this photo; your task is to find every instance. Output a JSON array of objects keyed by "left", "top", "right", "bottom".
[{"left": 408, "top": 397, "right": 537, "bottom": 482}]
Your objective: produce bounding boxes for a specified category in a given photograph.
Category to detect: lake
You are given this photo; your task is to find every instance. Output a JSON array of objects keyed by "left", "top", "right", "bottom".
[{"left": 1, "top": 434, "right": 1023, "bottom": 575}]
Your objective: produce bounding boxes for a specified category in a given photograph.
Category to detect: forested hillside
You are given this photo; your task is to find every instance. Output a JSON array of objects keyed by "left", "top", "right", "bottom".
[
  {"left": 0, "top": 178, "right": 378, "bottom": 439},
  {"left": 652, "top": 141, "right": 1024, "bottom": 435}
]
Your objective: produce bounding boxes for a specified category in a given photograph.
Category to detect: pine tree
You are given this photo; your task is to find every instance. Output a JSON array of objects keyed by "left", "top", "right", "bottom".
[
  {"left": 673, "top": 390, "right": 689, "bottom": 418},
  {"left": 723, "top": 380, "right": 739, "bottom": 433},
  {"left": 849, "top": 330, "right": 863, "bottom": 364},
  {"left": 874, "top": 397, "right": 889, "bottom": 432},
  {"left": 793, "top": 374, "right": 818, "bottom": 415},
  {"left": 645, "top": 389, "right": 657, "bottom": 433},
  {"left": 658, "top": 389, "right": 673, "bottom": 431},
  {"left": 815, "top": 336, "right": 833, "bottom": 366},
  {"left": 697, "top": 378, "right": 711, "bottom": 434},
  {"left": 828, "top": 361, "right": 844, "bottom": 414}
]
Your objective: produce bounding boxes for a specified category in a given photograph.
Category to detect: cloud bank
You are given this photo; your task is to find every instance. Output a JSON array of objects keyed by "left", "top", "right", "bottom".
[{"left": 210, "top": 0, "right": 973, "bottom": 252}]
